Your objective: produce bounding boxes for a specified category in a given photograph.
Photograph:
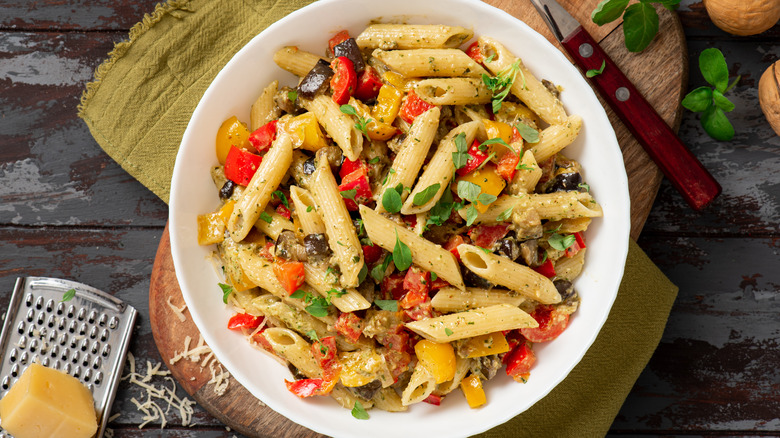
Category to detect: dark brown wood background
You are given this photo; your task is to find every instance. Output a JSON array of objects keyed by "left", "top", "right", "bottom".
[{"left": 1, "top": 0, "right": 779, "bottom": 437}]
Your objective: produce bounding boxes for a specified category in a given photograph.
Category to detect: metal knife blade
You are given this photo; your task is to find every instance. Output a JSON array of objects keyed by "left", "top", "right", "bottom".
[{"left": 528, "top": 0, "right": 581, "bottom": 41}]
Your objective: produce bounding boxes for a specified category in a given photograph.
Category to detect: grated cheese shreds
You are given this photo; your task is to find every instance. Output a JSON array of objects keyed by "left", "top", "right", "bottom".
[
  {"left": 169, "top": 334, "right": 231, "bottom": 397},
  {"left": 166, "top": 296, "right": 187, "bottom": 322},
  {"left": 122, "top": 352, "right": 196, "bottom": 428}
]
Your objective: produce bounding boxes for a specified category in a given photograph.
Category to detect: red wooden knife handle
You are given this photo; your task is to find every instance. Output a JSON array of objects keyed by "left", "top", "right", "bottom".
[{"left": 561, "top": 26, "right": 721, "bottom": 210}]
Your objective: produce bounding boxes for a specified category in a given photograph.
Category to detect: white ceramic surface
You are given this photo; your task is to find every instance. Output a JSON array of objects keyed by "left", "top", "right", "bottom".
[{"left": 169, "top": 0, "right": 631, "bottom": 436}]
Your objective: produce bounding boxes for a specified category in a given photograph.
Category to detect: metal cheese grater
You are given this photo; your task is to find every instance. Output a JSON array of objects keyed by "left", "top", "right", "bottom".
[{"left": 0, "top": 277, "right": 137, "bottom": 438}]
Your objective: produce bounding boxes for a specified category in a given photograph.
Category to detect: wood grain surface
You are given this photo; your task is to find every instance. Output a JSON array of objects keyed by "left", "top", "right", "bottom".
[
  {"left": 1, "top": 0, "right": 779, "bottom": 437},
  {"left": 146, "top": 1, "right": 687, "bottom": 436}
]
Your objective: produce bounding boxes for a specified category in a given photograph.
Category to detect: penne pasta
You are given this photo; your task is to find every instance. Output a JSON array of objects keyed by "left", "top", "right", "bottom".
[
  {"left": 250, "top": 80, "right": 281, "bottom": 131},
  {"left": 301, "top": 95, "right": 363, "bottom": 161},
  {"left": 273, "top": 46, "right": 328, "bottom": 77},
  {"left": 356, "top": 24, "right": 473, "bottom": 50},
  {"left": 290, "top": 186, "right": 325, "bottom": 235},
  {"left": 528, "top": 115, "right": 583, "bottom": 163},
  {"left": 372, "top": 48, "right": 488, "bottom": 78},
  {"left": 414, "top": 78, "right": 491, "bottom": 106},
  {"left": 401, "top": 363, "right": 437, "bottom": 406},
  {"left": 303, "top": 264, "right": 371, "bottom": 312},
  {"left": 260, "top": 327, "right": 320, "bottom": 378},
  {"left": 405, "top": 304, "right": 538, "bottom": 342},
  {"left": 431, "top": 287, "right": 525, "bottom": 313}
]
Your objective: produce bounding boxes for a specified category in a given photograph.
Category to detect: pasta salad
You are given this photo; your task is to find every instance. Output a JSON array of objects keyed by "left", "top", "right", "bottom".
[{"left": 196, "top": 23, "right": 601, "bottom": 416}]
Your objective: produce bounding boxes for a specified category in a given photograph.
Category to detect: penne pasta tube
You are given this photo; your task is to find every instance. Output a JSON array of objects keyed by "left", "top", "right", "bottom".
[
  {"left": 507, "top": 149, "right": 543, "bottom": 195},
  {"left": 478, "top": 36, "right": 568, "bottom": 125},
  {"left": 372, "top": 48, "right": 488, "bottom": 78},
  {"left": 555, "top": 247, "right": 587, "bottom": 282},
  {"left": 372, "top": 387, "right": 407, "bottom": 412},
  {"left": 457, "top": 244, "right": 561, "bottom": 304},
  {"left": 301, "top": 95, "right": 363, "bottom": 161},
  {"left": 402, "top": 121, "right": 480, "bottom": 215},
  {"left": 528, "top": 115, "right": 583, "bottom": 163},
  {"left": 356, "top": 24, "right": 473, "bottom": 50},
  {"left": 414, "top": 78, "right": 491, "bottom": 106},
  {"left": 435, "top": 356, "right": 472, "bottom": 396},
  {"left": 250, "top": 80, "right": 280, "bottom": 131},
  {"left": 260, "top": 327, "right": 320, "bottom": 378},
  {"left": 516, "top": 191, "right": 603, "bottom": 222},
  {"left": 273, "top": 46, "right": 328, "bottom": 77},
  {"left": 228, "top": 135, "right": 293, "bottom": 241},
  {"left": 290, "top": 186, "right": 326, "bottom": 235},
  {"left": 254, "top": 205, "right": 296, "bottom": 240},
  {"left": 401, "top": 364, "right": 437, "bottom": 406},
  {"left": 456, "top": 194, "right": 517, "bottom": 224},
  {"left": 359, "top": 205, "right": 465, "bottom": 290},
  {"left": 405, "top": 304, "right": 538, "bottom": 343},
  {"left": 303, "top": 264, "right": 371, "bottom": 312},
  {"left": 430, "top": 287, "right": 525, "bottom": 313}
]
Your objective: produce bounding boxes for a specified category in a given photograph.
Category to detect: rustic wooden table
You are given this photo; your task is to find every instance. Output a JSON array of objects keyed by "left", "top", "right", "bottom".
[{"left": 1, "top": 1, "right": 778, "bottom": 436}]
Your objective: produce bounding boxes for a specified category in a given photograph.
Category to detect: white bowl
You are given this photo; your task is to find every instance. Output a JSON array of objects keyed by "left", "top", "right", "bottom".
[{"left": 169, "top": 0, "right": 630, "bottom": 436}]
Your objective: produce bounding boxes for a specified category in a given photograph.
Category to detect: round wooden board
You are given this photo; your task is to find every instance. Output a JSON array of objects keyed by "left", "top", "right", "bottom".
[{"left": 150, "top": 2, "right": 687, "bottom": 436}]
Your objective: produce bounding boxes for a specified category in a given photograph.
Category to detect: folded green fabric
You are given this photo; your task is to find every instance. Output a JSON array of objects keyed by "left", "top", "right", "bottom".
[{"left": 78, "top": 1, "right": 678, "bottom": 436}]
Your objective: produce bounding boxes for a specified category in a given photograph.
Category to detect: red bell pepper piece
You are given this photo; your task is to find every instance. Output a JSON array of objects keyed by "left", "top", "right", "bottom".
[
  {"left": 247, "top": 120, "right": 277, "bottom": 153},
  {"left": 400, "top": 267, "right": 430, "bottom": 309},
  {"left": 339, "top": 157, "right": 367, "bottom": 179},
  {"left": 496, "top": 151, "right": 520, "bottom": 181},
  {"left": 334, "top": 312, "right": 364, "bottom": 344},
  {"left": 328, "top": 30, "right": 350, "bottom": 56},
  {"left": 429, "top": 276, "right": 450, "bottom": 290},
  {"left": 285, "top": 378, "right": 324, "bottom": 397},
  {"left": 423, "top": 393, "right": 443, "bottom": 406},
  {"left": 330, "top": 57, "right": 357, "bottom": 105},
  {"left": 383, "top": 348, "right": 412, "bottom": 382},
  {"left": 532, "top": 258, "right": 556, "bottom": 278},
  {"left": 272, "top": 259, "right": 305, "bottom": 295},
  {"left": 564, "top": 232, "right": 586, "bottom": 257},
  {"left": 313, "top": 336, "right": 341, "bottom": 394},
  {"left": 224, "top": 145, "right": 262, "bottom": 186},
  {"left": 402, "top": 214, "right": 417, "bottom": 229},
  {"left": 520, "top": 305, "right": 570, "bottom": 343},
  {"left": 465, "top": 41, "right": 484, "bottom": 63},
  {"left": 443, "top": 235, "right": 467, "bottom": 262},
  {"left": 404, "top": 301, "right": 433, "bottom": 321},
  {"left": 467, "top": 224, "right": 510, "bottom": 249},
  {"left": 275, "top": 204, "right": 292, "bottom": 220},
  {"left": 381, "top": 272, "right": 406, "bottom": 301},
  {"left": 362, "top": 243, "right": 383, "bottom": 265},
  {"left": 227, "top": 313, "right": 263, "bottom": 330},
  {"left": 399, "top": 90, "right": 436, "bottom": 124},
  {"left": 510, "top": 126, "right": 523, "bottom": 143},
  {"left": 505, "top": 342, "right": 536, "bottom": 383},
  {"left": 338, "top": 166, "right": 372, "bottom": 211},
  {"left": 353, "top": 67, "right": 384, "bottom": 101},
  {"left": 456, "top": 139, "right": 491, "bottom": 176}
]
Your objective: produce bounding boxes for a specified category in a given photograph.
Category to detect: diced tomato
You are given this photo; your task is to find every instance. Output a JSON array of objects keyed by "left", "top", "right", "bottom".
[
  {"left": 273, "top": 259, "right": 305, "bottom": 295},
  {"left": 251, "top": 330, "right": 272, "bottom": 351},
  {"left": 285, "top": 378, "right": 324, "bottom": 398},
  {"left": 402, "top": 214, "right": 417, "bottom": 228},
  {"left": 335, "top": 312, "right": 364, "bottom": 343},
  {"left": 404, "top": 301, "right": 433, "bottom": 321},
  {"left": 456, "top": 139, "right": 491, "bottom": 176},
  {"left": 399, "top": 90, "right": 436, "bottom": 124},
  {"left": 312, "top": 336, "right": 341, "bottom": 394},
  {"left": 224, "top": 145, "right": 262, "bottom": 186},
  {"left": 465, "top": 41, "right": 484, "bottom": 63},
  {"left": 328, "top": 30, "right": 350, "bottom": 56},
  {"left": 247, "top": 120, "right": 277, "bottom": 153},
  {"left": 520, "top": 305, "right": 570, "bottom": 343},
  {"left": 502, "top": 330, "right": 526, "bottom": 362},
  {"left": 443, "top": 235, "right": 467, "bottom": 262},
  {"left": 275, "top": 203, "right": 292, "bottom": 220},
  {"left": 496, "top": 151, "right": 520, "bottom": 181},
  {"left": 564, "top": 232, "right": 586, "bottom": 258},
  {"left": 330, "top": 57, "right": 357, "bottom": 105},
  {"left": 338, "top": 166, "right": 372, "bottom": 211},
  {"left": 532, "top": 259, "right": 556, "bottom": 278},
  {"left": 339, "top": 157, "right": 367, "bottom": 179},
  {"left": 505, "top": 342, "right": 536, "bottom": 383},
  {"left": 423, "top": 393, "right": 443, "bottom": 406},
  {"left": 259, "top": 241, "right": 275, "bottom": 261},
  {"left": 510, "top": 126, "right": 523, "bottom": 143},
  {"left": 362, "top": 243, "right": 383, "bottom": 265},
  {"left": 353, "top": 66, "right": 384, "bottom": 101},
  {"left": 429, "top": 277, "right": 450, "bottom": 290},
  {"left": 227, "top": 313, "right": 263, "bottom": 330},
  {"left": 400, "top": 267, "right": 430, "bottom": 309},
  {"left": 384, "top": 348, "right": 412, "bottom": 382},
  {"left": 377, "top": 326, "right": 410, "bottom": 352},
  {"left": 467, "top": 224, "right": 510, "bottom": 249},
  {"left": 382, "top": 272, "right": 406, "bottom": 301}
]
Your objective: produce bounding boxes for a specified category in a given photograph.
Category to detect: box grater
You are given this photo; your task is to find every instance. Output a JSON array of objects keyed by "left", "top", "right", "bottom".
[{"left": 0, "top": 277, "right": 137, "bottom": 438}]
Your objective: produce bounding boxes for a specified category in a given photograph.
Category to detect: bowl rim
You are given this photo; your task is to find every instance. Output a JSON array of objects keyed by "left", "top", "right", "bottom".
[{"left": 169, "top": 0, "right": 631, "bottom": 436}]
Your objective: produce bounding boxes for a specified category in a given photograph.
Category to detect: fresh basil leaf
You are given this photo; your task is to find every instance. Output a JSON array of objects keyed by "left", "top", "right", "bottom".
[
  {"left": 218, "top": 283, "right": 233, "bottom": 304},
  {"left": 457, "top": 180, "right": 482, "bottom": 203},
  {"left": 374, "top": 300, "right": 398, "bottom": 312},
  {"left": 712, "top": 89, "right": 734, "bottom": 112},
  {"left": 371, "top": 254, "right": 394, "bottom": 283},
  {"left": 290, "top": 290, "right": 306, "bottom": 299},
  {"left": 431, "top": 272, "right": 438, "bottom": 281},
  {"left": 382, "top": 186, "right": 403, "bottom": 213},
  {"left": 515, "top": 122, "right": 539, "bottom": 144},
  {"left": 427, "top": 187, "right": 454, "bottom": 227},
  {"left": 477, "top": 193, "right": 497, "bottom": 206},
  {"left": 452, "top": 132, "right": 469, "bottom": 170},
  {"left": 699, "top": 47, "right": 729, "bottom": 93},
  {"left": 701, "top": 105, "right": 735, "bottom": 141},
  {"left": 480, "top": 137, "right": 514, "bottom": 152},
  {"left": 548, "top": 233, "right": 576, "bottom": 251},
  {"left": 306, "top": 329, "right": 319, "bottom": 342},
  {"left": 465, "top": 205, "right": 479, "bottom": 226},
  {"left": 340, "top": 104, "right": 358, "bottom": 116},
  {"left": 273, "top": 190, "right": 289, "bottom": 208},
  {"left": 591, "top": 0, "right": 630, "bottom": 25},
  {"left": 444, "top": 328, "right": 454, "bottom": 336},
  {"left": 287, "top": 90, "right": 298, "bottom": 102},
  {"left": 351, "top": 401, "right": 369, "bottom": 420},
  {"left": 586, "top": 60, "right": 606, "bottom": 78},
  {"left": 259, "top": 211, "right": 273, "bottom": 224},
  {"left": 340, "top": 188, "right": 357, "bottom": 201},
  {"left": 623, "top": 2, "right": 659, "bottom": 53},
  {"left": 496, "top": 208, "right": 513, "bottom": 222},
  {"left": 578, "top": 182, "right": 590, "bottom": 192},
  {"left": 305, "top": 296, "right": 330, "bottom": 317},
  {"left": 681, "top": 86, "right": 713, "bottom": 113},
  {"left": 393, "top": 230, "right": 412, "bottom": 271},
  {"left": 413, "top": 183, "right": 441, "bottom": 206},
  {"left": 61, "top": 288, "right": 76, "bottom": 302}
]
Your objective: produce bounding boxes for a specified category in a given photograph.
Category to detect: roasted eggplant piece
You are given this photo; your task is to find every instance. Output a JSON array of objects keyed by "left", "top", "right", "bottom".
[{"left": 298, "top": 59, "right": 334, "bottom": 100}]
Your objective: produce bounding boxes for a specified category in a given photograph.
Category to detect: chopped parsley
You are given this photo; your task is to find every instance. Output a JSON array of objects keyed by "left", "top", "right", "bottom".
[{"left": 218, "top": 283, "right": 233, "bottom": 304}]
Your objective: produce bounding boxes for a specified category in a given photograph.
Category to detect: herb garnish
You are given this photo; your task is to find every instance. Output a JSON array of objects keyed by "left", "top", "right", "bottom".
[
  {"left": 259, "top": 211, "right": 273, "bottom": 224},
  {"left": 374, "top": 299, "right": 398, "bottom": 312},
  {"left": 496, "top": 208, "right": 513, "bottom": 222},
  {"left": 482, "top": 59, "right": 524, "bottom": 112},
  {"left": 340, "top": 104, "right": 372, "bottom": 135},
  {"left": 382, "top": 184, "right": 405, "bottom": 213},
  {"left": 290, "top": 289, "right": 330, "bottom": 317},
  {"left": 273, "top": 190, "right": 289, "bottom": 208},
  {"left": 514, "top": 122, "right": 539, "bottom": 144},
  {"left": 681, "top": 48, "right": 739, "bottom": 141},
  {"left": 340, "top": 188, "right": 357, "bottom": 201},
  {"left": 371, "top": 254, "right": 394, "bottom": 282},
  {"left": 413, "top": 183, "right": 441, "bottom": 206},
  {"left": 393, "top": 230, "right": 412, "bottom": 271},
  {"left": 586, "top": 60, "right": 606, "bottom": 78},
  {"left": 427, "top": 186, "right": 455, "bottom": 227},
  {"left": 548, "top": 233, "right": 576, "bottom": 252},
  {"left": 61, "top": 288, "right": 76, "bottom": 302},
  {"left": 452, "top": 132, "right": 469, "bottom": 170},
  {"left": 444, "top": 328, "right": 454, "bottom": 336},
  {"left": 591, "top": 0, "right": 680, "bottom": 53},
  {"left": 351, "top": 401, "right": 369, "bottom": 420},
  {"left": 218, "top": 283, "right": 233, "bottom": 304}
]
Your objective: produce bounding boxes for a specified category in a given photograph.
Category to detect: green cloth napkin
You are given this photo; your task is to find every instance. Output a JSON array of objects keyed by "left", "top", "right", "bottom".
[{"left": 78, "top": 1, "right": 678, "bottom": 436}]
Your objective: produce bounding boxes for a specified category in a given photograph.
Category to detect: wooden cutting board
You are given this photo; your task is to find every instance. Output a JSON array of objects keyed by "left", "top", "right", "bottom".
[{"left": 150, "top": 1, "right": 687, "bottom": 436}]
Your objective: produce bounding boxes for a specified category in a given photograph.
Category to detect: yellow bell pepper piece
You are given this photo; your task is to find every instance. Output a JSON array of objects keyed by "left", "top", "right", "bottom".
[
  {"left": 414, "top": 339, "right": 456, "bottom": 384},
  {"left": 382, "top": 71, "right": 408, "bottom": 91},
  {"left": 463, "top": 332, "right": 511, "bottom": 358},
  {"left": 228, "top": 270, "right": 256, "bottom": 293},
  {"left": 216, "top": 116, "right": 251, "bottom": 165},
  {"left": 278, "top": 113, "right": 328, "bottom": 151},
  {"left": 349, "top": 97, "right": 398, "bottom": 141},
  {"left": 372, "top": 84, "right": 403, "bottom": 125},
  {"left": 339, "top": 349, "right": 391, "bottom": 387},
  {"left": 456, "top": 164, "right": 506, "bottom": 213},
  {"left": 460, "top": 374, "right": 486, "bottom": 408},
  {"left": 483, "top": 119, "right": 513, "bottom": 144},
  {"left": 196, "top": 201, "right": 235, "bottom": 246}
]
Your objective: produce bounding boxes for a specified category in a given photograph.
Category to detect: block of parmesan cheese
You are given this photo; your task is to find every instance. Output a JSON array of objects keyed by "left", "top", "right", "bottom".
[{"left": 0, "top": 363, "right": 97, "bottom": 438}]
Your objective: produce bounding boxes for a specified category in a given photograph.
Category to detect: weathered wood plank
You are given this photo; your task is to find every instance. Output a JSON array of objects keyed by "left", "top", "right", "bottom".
[
  {"left": 613, "top": 236, "right": 780, "bottom": 432},
  {"left": 0, "top": 0, "right": 160, "bottom": 30},
  {"left": 0, "top": 31, "right": 168, "bottom": 226}
]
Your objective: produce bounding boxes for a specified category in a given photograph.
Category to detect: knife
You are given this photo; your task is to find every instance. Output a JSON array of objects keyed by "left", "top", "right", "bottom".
[{"left": 529, "top": 0, "right": 721, "bottom": 210}]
